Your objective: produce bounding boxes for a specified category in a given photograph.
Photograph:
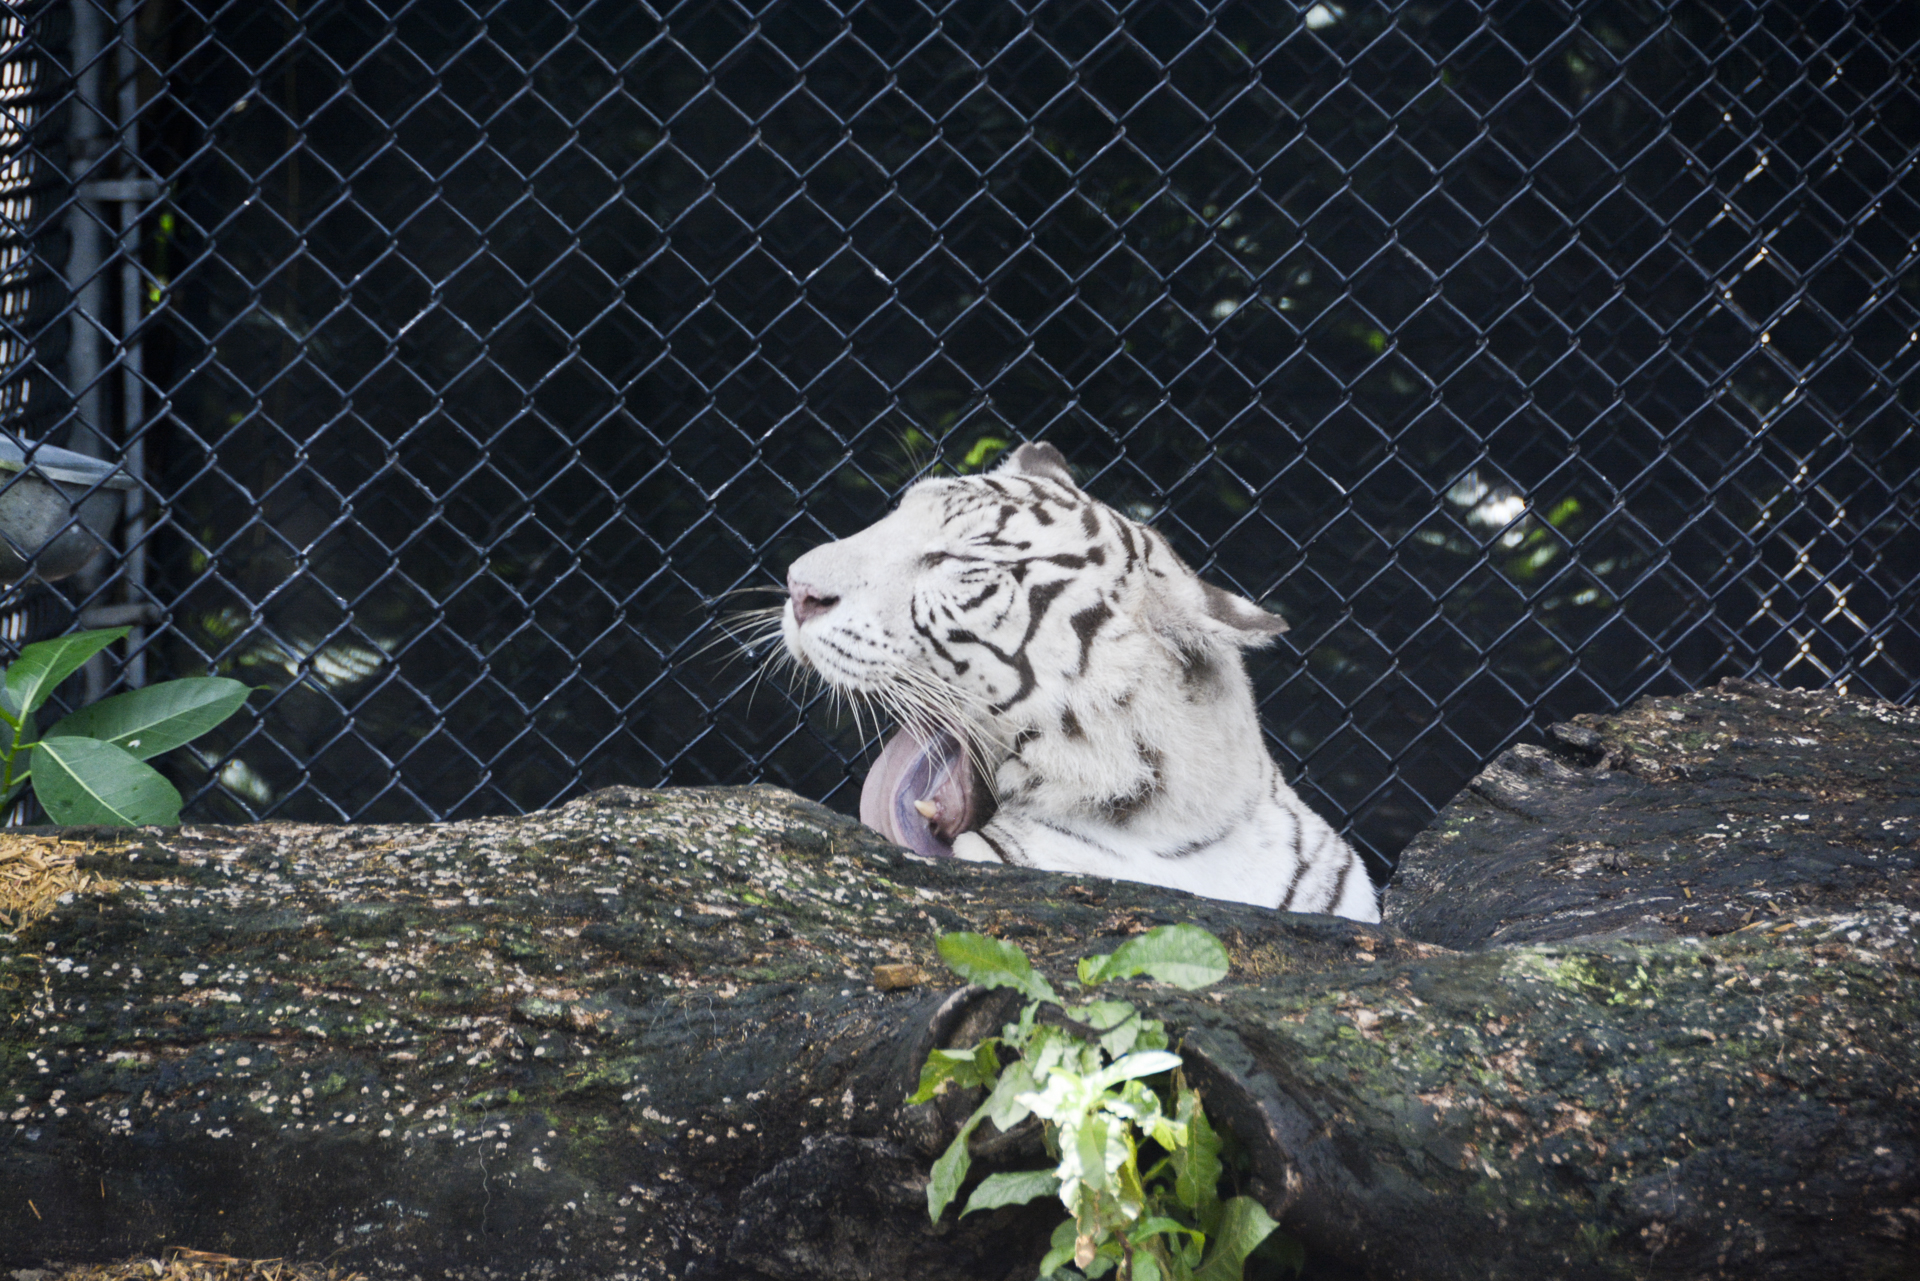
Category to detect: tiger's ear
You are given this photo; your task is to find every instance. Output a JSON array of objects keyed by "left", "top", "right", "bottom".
[
  {"left": 996, "top": 441, "right": 1080, "bottom": 490},
  {"left": 1198, "top": 579, "right": 1290, "bottom": 644},
  {"left": 1139, "top": 529, "right": 1290, "bottom": 650}
]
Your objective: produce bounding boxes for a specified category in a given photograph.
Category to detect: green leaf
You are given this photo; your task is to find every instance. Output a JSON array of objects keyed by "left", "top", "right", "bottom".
[
  {"left": 961, "top": 1169, "right": 1060, "bottom": 1215},
  {"left": 907, "top": 1053, "right": 966, "bottom": 1105},
  {"left": 1114, "top": 1078, "right": 1166, "bottom": 1129},
  {"left": 908, "top": 1040, "right": 1000, "bottom": 1104},
  {"left": 983, "top": 1057, "right": 1037, "bottom": 1130},
  {"left": 1190, "top": 1197, "right": 1280, "bottom": 1281},
  {"left": 1075, "top": 1112, "right": 1112, "bottom": 1192},
  {"left": 1085, "top": 999, "right": 1145, "bottom": 1059},
  {"left": 5, "top": 628, "right": 127, "bottom": 717},
  {"left": 1175, "top": 1083, "right": 1223, "bottom": 1227},
  {"left": 1038, "top": 1218, "right": 1080, "bottom": 1277},
  {"left": 926, "top": 1103, "right": 989, "bottom": 1222},
  {"left": 1115, "top": 1150, "right": 1149, "bottom": 1217},
  {"left": 936, "top": 931, "right": 1059, "bottom": 1004},
  {"left": 927, "top": 1136, "right": 970, "bottom": 1224},
  {"left": 0, "top": 685, "right": 39, "bottom": 799},
  {"left": 46, "top": 677, "right": 252, "bottom": 759},
  {"left": 973, "top": 1037, "right": 1003, "bottom": 1084},
  {"left": 1128, "top": 1217, "right": 1200, "bottom": 1246},
  {"left": 1089, "top": 1050, "right": 1182, "bottom": 1092},
  {"left": 1083, "top": 1242, "right": 1122, "bottom": 1278},
  {"left": 30, "top": 736, "right": 182, "bottom": 826},
  {"left": 1086, "top": 925, "right": 1230, "bottom": 991},
  {"left": 1134, "top": 1016, "right": 1170, "bottom": 1053}
]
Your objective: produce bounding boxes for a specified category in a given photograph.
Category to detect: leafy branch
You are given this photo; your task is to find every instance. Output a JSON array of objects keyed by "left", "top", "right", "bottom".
[
  {"left": 0, "top": 628, "right": 253, "bottom": 826},
  {"left": 913, "top": 925, "right": 1297, "bottom": 1281}
]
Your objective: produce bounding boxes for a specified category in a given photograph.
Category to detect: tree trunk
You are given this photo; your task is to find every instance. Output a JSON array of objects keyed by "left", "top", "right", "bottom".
[{"left": 2, "top": 681, "right": 1915, "bottom": 1279}]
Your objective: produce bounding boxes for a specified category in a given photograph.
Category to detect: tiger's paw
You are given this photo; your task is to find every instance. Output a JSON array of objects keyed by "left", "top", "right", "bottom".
[{"left": 951, "top": 832, "right": 1000, "bottom": 864}]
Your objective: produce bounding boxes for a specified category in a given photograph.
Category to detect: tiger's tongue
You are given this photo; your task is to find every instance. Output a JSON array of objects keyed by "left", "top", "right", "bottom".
[{"left": 860, "top": 725, "right": 984, "bottom": 859}]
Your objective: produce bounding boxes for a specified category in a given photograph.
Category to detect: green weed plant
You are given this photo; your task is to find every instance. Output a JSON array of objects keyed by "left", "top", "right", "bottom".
[
  {"left": 0, "top": 627, "right": 252, "bottom": 825},
  {"left": 914, "top": 924, "right": 1296, "bottom": 1281}
]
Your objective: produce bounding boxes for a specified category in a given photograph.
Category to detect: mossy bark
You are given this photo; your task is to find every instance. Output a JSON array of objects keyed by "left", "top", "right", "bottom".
[
  {"left": 2, "top": 683, "right": 1915, "bottom": 1280},
  {"left": 1387, "top": 678, "right": 1920, "bottom": 948}
]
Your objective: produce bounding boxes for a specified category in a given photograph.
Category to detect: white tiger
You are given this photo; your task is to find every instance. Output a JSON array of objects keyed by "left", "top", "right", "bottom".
[{"left": 779, "top": 442, "right": 1379, "bottom": 921}]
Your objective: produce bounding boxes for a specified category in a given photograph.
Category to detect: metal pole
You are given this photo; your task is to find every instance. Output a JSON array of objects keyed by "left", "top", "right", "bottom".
[
  {"left": 64, "top": 0, "right": 105, "bottom": 459},
  {"left": 115, "top": 0, "right": 145, "bottom": 687},
  {"left": 66, "top": 0, "right": 110, "bottom": 704},
  {"left": 0, "top": 8, "right": 42, "bottom": 707}
]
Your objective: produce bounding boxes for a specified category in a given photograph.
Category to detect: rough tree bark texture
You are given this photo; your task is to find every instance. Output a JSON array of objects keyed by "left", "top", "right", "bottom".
[{"left": 2, "top": 682, "right": 1915, "bottom": 1281}]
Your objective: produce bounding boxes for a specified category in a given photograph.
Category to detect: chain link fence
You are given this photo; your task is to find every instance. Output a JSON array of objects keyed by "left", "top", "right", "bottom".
[{"left": 1, "top": 0, "right": 1914, "bottom": 873}]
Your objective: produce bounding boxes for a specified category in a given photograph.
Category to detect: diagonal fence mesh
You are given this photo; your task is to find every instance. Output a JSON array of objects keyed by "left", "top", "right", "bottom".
[{"left": 2, "top": 0, "right": 1914, "bottom": 875}]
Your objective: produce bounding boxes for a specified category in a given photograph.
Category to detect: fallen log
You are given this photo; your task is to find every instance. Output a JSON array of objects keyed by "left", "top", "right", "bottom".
[
  {"left": 1, "top": 681, "right": 1914, "bottom": 1280},
  {"left": 1387, "top": 677, "right": 1920, "bottom": 947}
]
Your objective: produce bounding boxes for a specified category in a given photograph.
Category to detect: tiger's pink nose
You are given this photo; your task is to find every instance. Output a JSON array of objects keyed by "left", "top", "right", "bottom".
[{"left": 788, "top": 576, "right": 839, "bottom": 625}]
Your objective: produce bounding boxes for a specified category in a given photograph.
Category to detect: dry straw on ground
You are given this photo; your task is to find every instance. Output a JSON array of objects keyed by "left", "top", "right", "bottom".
[
  {"left": 32, "top": 1247, "right": 368, "bottom": 1280},
  {"left": 0, "top": 833, "right": 116, "bottom": 929}
]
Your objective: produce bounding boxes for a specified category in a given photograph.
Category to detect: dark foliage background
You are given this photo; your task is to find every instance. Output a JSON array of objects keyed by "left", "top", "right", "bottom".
[{"left": 10, "top": 0, "right": 1916, "bottom": 875}]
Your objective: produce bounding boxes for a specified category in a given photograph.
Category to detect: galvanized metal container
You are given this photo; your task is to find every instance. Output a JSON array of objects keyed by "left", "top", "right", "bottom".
[{"left": 0, "top": 437, "right": 134, "bottom": 583}]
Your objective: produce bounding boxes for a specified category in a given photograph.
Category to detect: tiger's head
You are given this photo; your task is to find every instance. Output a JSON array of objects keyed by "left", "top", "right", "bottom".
[{"left": 781, "top": 442, "right": 1290, "bottom": 859}]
